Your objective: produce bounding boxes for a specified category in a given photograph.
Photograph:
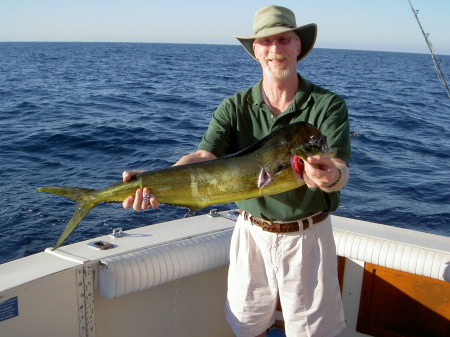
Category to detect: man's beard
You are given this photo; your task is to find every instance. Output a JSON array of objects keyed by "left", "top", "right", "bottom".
[
  {"left": 263, "top": 54, "right": 290, "bottom": 80},
  {"left": 264, "top": 66, "right": 290, "bottom": 80}
]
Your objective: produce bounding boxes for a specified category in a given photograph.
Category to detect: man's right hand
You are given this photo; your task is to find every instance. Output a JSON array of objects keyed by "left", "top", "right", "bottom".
[
  {"left": 122, "top": 170, "right": 160, "bottom": 210},
  {"left": 121, "top": 151, "right": 215, "bottom": 211}
]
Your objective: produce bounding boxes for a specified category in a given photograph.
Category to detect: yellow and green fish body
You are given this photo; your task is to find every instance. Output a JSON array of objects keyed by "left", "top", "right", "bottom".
[{"left": 37, "top": 122, "right": 335, "bottom": 249}]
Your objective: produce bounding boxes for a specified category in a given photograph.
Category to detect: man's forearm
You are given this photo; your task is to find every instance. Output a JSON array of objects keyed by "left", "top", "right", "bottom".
[{"left": 174, "top": 150, "right": 217, "bottom": 166}]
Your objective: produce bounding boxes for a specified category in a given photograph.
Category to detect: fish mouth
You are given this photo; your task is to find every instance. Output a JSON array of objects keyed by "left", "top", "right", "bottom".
[{"left": 289, "top": 134, "right": 335, "bottom": 181}]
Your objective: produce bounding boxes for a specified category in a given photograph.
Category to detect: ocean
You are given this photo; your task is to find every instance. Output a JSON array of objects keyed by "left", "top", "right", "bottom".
[{"left": 0, "top": 42, "right": 449, "bottom": 264}]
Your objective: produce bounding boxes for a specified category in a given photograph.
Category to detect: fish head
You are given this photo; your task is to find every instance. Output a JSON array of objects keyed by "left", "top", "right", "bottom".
[{"left": 291, "top": 134, "right": 336, "bottom": 160}]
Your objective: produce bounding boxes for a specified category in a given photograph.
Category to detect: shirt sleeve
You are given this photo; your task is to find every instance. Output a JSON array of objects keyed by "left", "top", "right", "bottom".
[
  {"left": 197, "top": 99, "right": 235, "bottom": 158},
  {"left": 319, "top": 95, "right": 351, "bottom": 165}
]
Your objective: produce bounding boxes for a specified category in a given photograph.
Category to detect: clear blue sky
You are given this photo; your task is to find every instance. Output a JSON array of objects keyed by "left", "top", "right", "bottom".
[{"left": 1, "top": 0, "right": 449, "bottom": 55}]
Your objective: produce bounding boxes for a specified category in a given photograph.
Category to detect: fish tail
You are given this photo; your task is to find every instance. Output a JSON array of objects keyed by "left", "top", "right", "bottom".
[{"left": 36, "top": 186, "right": 98, "bottom": 250}]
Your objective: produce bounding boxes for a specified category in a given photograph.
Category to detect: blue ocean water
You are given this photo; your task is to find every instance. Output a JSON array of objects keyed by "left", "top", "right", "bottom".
[{"left": 0, "top": 42, "right": 449, "bottom": 264}]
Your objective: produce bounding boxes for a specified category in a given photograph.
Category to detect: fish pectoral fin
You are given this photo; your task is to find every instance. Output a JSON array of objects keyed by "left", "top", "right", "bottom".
[
  {"left": 258, "top": 168, "right": 273, "bottom": 189},
  {"left": 258, "top": 162, "right": 292, "bottom": 189}
]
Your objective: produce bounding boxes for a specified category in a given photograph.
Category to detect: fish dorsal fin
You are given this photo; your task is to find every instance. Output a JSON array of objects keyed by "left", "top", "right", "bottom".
[
  {"left": 221, "top": 137, "right": 269, "bottom": 158},
  {"left": 222, "top": 122, "right": 310, "bottom": 159}
]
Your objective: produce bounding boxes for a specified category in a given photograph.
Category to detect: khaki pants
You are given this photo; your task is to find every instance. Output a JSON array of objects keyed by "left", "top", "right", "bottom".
[{"left": 225, "top": 214, "right": 345, "bottom": 337}]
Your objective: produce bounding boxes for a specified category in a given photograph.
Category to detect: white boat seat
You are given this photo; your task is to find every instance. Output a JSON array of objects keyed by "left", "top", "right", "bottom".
[
  {"left": 98, "top": 224, "right": 449, "bottom": 299},
  {"left": 333, "top": 228, "right": 450, "bottom": 282},
  {"left": 99, "top": 229, "right": 233, "bottom": 299}
]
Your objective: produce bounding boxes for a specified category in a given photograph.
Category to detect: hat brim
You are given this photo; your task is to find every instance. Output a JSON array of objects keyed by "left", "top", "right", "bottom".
[{"left": 235, "top": 23, "right": 317, "bottom": 62}]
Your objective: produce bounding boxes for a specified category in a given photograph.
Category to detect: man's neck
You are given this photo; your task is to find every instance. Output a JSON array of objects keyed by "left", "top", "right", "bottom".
[{"left": 262, "top": 74, "right": 299, "bottom": 117}]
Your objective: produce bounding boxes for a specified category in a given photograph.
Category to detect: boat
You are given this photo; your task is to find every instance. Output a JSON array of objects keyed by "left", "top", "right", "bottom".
[{"left": 1, "top": 210, "right": 449, "bottom": 337}]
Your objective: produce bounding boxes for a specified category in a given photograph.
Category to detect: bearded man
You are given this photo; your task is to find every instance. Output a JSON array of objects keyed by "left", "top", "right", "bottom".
[{"left": 123, "top": 5, "right": 351, "bottom": 337}]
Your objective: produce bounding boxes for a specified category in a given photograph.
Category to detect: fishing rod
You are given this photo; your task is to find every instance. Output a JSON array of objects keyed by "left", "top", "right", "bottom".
[{"left": 408, "top": 0, "right": 450, "bottom": 98}]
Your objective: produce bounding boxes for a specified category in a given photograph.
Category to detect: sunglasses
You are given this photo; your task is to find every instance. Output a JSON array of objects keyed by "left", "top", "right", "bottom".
[{"left": 255, "top": 36, "right": 298, "bottom": 47}]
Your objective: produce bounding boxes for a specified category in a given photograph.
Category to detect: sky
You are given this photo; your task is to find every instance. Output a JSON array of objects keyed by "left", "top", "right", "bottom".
[{"left": 1, "top": 0, "right": 449, "bottom": 55}]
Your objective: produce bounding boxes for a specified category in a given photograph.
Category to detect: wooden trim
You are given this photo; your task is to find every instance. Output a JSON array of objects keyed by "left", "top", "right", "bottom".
[{"left": 357, "top": 263, "right": 450, "bottom": 337}]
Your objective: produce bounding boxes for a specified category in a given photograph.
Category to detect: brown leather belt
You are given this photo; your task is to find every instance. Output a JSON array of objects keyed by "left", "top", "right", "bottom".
[{"left": 240, "top": 211, "right": 329, "bottom": 233}]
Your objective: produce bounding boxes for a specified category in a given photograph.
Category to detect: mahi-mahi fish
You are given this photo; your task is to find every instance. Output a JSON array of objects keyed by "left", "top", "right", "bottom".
[{"left": 37, "top": 122, "right": 335, "bottom": 249}]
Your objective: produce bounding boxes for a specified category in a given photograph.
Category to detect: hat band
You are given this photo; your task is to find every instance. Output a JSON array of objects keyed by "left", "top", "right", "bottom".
[{"left": 254, "top": 23, "right": 294, "bottom": 35}]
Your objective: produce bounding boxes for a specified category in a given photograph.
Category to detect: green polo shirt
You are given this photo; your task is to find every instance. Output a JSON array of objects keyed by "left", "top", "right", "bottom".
[{"left": 198, "top": 75, "right": 351, "bottom": 221}]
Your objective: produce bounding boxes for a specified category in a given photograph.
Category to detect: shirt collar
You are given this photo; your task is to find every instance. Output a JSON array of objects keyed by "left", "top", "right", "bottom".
[{"left": 248, "top": 74, "right": 313, "bottom": 112}]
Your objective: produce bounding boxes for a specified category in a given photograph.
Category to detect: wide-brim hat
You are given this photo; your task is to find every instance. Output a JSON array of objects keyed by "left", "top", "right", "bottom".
[{"left": 235, "top": 5, "right": 317, "bottom": 62}]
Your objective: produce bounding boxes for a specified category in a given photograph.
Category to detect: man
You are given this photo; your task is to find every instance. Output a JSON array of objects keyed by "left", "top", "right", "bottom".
[{"left": 123, "top": 5, "right": 350, "bottom": 337}]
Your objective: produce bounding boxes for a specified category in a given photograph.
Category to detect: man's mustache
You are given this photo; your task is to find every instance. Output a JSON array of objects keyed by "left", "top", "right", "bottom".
[{"left": 265, "top": 54, "right": 287, "bottom": 61}]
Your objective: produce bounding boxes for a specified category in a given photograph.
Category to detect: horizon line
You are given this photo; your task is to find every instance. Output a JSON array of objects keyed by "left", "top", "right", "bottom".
[{"left": 0, "top": 41, "right": 448, "bottom": 56}]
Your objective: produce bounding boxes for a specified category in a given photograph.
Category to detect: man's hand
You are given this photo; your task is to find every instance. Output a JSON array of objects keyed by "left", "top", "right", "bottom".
[
  {"left": 302, "top": 156, "right": 348, "bottom": 191},
  {"left": 121, "top": 150, "right": 216, "bottom": 211},
  {"left": 122, "top": 170, "right": 160, "bottom": 210}
]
